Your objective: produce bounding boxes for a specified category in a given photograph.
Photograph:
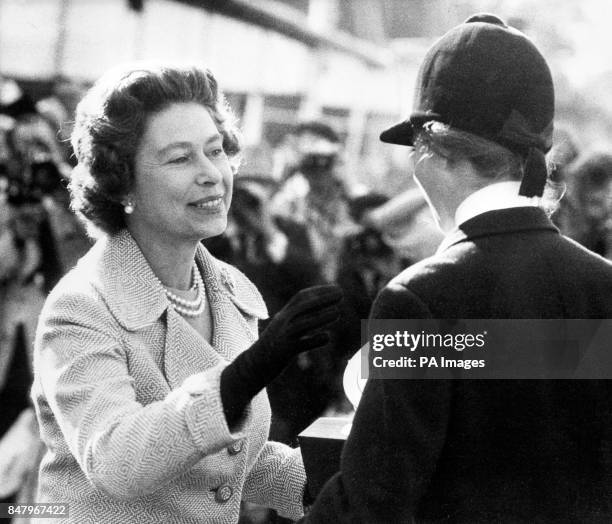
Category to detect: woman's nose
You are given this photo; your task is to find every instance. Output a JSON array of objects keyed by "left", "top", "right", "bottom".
[{"left": 195, "top": 154, "right": 222, "bottom": 185}]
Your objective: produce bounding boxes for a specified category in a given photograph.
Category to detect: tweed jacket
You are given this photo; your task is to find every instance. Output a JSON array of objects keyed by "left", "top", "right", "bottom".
[{"left": 32, "top": 230, "right": 306, "bottom": 524}]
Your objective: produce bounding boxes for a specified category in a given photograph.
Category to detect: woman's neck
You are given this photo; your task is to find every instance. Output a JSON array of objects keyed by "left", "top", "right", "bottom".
[{"left": 127, "top": 228, "right": 198, "bottom": 290}]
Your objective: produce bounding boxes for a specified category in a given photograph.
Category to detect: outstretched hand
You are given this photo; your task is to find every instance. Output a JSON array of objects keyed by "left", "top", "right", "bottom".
[
  {"left": 221, "top": 285, "right": 343, "bottom": 427},
  {"left": 260, "top": 285, "right": 342, "bottom": 355}
]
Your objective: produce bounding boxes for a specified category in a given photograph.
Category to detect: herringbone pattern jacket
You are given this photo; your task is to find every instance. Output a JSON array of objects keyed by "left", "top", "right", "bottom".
[{"left": 32, "top": 230, "right": 306, "bottom": 523}]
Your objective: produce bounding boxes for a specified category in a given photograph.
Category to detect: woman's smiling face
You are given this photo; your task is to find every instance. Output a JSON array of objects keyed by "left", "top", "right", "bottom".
[{"left": 127, "top": 102, "right": 234, "bottom": 248}]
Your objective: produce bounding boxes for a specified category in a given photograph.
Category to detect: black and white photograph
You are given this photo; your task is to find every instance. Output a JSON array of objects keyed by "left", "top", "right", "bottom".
[{"left": 0, "top": 1, "right": 611, "bottom": 522}]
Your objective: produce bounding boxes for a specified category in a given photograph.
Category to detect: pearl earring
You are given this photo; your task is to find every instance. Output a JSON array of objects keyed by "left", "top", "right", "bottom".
[{"left": 124, "top": 201, "right": 135, "bottom": 214}]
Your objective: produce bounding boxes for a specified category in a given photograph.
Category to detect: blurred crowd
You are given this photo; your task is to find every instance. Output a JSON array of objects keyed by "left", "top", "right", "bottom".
[
  {"left": 0, "top": 79, "right": 611, "bottom": 520},
  {"left": 0, "top": 81, "right": 92, "bottom": 518}
]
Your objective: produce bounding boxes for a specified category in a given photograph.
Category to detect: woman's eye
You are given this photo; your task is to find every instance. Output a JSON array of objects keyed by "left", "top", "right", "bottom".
[{"left": 168, "top": 155, "right": 189, "bottom": 164}]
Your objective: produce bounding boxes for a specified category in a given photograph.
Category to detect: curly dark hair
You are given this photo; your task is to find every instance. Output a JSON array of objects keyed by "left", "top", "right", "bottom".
[{"left": 69, "top": 64, "right": 241, "bottom": 237}]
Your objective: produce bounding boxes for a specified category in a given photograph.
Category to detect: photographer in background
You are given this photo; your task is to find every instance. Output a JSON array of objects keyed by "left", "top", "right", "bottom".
[
  {"left": 271, "top": 121, "right": 357, "bottom": 282},
  {"left": 1, "top": 80, "right": 90, "bottom": 277},
  {"left": 334, "top": 193, "right": 403, "bottom": 364},
  {"left": 5, "top": 113, "right": 86, "bottom": 289}
]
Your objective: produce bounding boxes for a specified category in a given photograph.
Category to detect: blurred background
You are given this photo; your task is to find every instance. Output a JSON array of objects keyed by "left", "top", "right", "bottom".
[{"left": 3, "top": 0, "right": 612, "bottom": 191}]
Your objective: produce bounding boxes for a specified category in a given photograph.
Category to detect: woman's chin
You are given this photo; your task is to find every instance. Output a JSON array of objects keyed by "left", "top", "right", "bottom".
[{"left": 195, "top": 217, "right": 228, "bottom": 241}]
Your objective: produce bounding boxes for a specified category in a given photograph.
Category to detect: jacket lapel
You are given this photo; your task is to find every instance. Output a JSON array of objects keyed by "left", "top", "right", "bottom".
[
  {"left": 163, "top": 307, "right": 223, "bottom": 388},
  {"left": 164, "top": 244, "right": 266, "bottom": 388},
  {"left": 87, "top": 231, "right": 266, "bottom": 389},
  {"left": 197, "top": 244, "right": 261, "bottom": 360}
]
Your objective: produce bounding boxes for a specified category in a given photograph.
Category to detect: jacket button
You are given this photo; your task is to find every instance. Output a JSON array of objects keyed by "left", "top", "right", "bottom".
[
  {"left": 215, "top": 485, "right": 233, "bottom": 503},
  {"left": 228, "top": 440, "right": 243, "bottom": 455}
]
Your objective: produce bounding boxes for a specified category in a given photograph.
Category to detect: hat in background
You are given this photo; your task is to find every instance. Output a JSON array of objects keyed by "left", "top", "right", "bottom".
[
  {"left": 381, "top": 13, "right": 554, "bottom": 197},
  {"left": 0, "top": 79, "right": 37, "bottom": 118}
]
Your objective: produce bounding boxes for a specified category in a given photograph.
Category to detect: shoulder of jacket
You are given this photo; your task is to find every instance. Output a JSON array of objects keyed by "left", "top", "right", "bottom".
[
  {"left": 390, "top": 253, "right": 450, "bottom": 288},
  {"left": 40, "top": 261, "right": 120, "bottom": 335},
  {"left": 379, "top": 251, "right": 470, "bottom": 317}
]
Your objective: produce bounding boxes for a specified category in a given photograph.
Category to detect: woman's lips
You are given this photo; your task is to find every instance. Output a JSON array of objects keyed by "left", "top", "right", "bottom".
[{"left": 189, "top": 195, "right": 224, "bottom": 210}]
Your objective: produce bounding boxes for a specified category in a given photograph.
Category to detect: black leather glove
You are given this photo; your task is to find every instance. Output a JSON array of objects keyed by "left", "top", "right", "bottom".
[{"left": 221, "top": 284, "right": 343, "bottom": 427}]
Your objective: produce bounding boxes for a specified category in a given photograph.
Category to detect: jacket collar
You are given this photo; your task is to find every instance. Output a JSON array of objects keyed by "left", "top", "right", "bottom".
[
  {"left": 454, "top": 181, "right": 539, "bottom": 226},
  {"left": 83, "top": 229, "right": 265, "bottom": 331},
  {"left": 437, "top": 207, "right": 559, "bottom": 254}
]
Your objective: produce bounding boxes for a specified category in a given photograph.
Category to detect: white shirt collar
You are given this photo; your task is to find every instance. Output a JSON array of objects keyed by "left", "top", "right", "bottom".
[
  {"left": 436, "top": 181, "right": 540, "bottom": 254},
  {"left": 454, "top": 181, "right": 540, "bottom": 227}
]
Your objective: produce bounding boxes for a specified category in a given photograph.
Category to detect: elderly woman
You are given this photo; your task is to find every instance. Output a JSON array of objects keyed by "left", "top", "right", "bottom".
[{"left": 31, "top": 64, "right": 341, "bottom": 523}]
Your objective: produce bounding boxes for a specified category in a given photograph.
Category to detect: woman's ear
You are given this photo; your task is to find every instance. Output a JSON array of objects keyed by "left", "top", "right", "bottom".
[
  {"left": 441, "top": 152, "right": 468, "bottom": 173},
  {"left": 121, "top": 196, "right": 135, "bottom": 215}
]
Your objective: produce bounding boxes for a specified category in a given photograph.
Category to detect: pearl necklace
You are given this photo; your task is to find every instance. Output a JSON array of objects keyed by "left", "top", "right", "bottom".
[{"left": 164, "top": 265, "right": 206, "bottom": 317}]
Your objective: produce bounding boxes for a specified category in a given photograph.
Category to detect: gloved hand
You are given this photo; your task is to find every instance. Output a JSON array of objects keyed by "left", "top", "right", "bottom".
[{"left": 221, "top": 284, "right": 343, "bottom": 427}]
